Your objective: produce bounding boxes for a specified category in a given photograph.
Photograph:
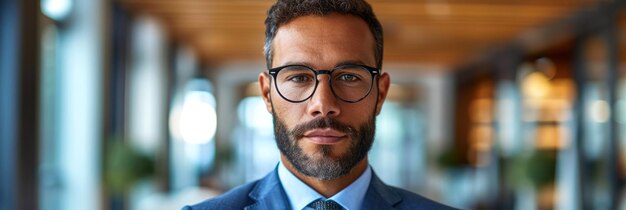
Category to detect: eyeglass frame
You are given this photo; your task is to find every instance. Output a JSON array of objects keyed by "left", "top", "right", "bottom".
[{"left": 267, "top": 64, "right": 380, "bottom": 103}]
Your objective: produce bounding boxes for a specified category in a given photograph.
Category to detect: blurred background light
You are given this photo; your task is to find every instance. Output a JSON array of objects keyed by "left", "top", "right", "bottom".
[
  {"left": 179, "top": 91, "right": 217, "bottom": 144},
  {"left": 616, "top": 99, "right": 626, "bottom": 124},
  {"left": 589, "top": 100, "right": 610, "bottom": 123},
  {"left": 522, "top": 71, "right": 551, "bottom": 99},
  {"left": 41, "top": 0, "right": 72, "bottom": 21},
  {"left": 535, "top": 57, "right": 557, "bottom": 80}
]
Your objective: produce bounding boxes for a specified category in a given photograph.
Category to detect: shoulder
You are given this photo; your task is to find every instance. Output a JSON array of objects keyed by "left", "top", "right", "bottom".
[
  {"left": 367, "top": 171, "right": 459, "bottom": 210},
  {"left": 388, "top": 186, "right": 459, "bottom": 210},
  {"left": 181, "top": 180, "right": 259, "bottom": 210}
]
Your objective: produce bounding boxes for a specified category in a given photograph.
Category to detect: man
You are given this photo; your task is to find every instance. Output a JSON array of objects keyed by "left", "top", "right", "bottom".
[{"left": 184, "top": 0, "right": 456, "bottom": 209}]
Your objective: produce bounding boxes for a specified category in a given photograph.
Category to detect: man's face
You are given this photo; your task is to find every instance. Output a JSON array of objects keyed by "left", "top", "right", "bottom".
[{"left": 259, "top": 13, "right": 390, "bottom": 180}]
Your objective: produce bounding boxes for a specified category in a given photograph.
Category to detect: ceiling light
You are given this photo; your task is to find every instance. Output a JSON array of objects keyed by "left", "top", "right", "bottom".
[{"left": 41, "top": 0, "right": 73, "bottom": 21}]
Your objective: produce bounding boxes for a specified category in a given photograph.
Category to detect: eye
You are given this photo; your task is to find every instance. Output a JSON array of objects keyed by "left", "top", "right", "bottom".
[
  {"left": 337, "top": 74, "right": 360, "bottom": 81},
  {"left": 286, "top": 74, "right": 313, "bottom": 83},
  {"left": 279, "top": 65, "right": 315, "bottom": 83}
]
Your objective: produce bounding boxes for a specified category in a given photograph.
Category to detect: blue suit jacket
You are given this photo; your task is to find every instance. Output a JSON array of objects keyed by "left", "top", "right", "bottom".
[{"left": 183, "top": 168, "right": 458, "bottom": 210}]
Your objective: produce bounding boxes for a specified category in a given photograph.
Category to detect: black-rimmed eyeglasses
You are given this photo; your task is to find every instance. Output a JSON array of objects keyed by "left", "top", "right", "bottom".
[{"left": 268, "top": 64, "right": 380, "bottom": 103}]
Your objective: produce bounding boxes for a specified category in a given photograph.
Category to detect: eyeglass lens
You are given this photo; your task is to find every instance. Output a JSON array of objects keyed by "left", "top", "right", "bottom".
[{"left": 275, "top": 65, "right": 373, "bottom": 102}]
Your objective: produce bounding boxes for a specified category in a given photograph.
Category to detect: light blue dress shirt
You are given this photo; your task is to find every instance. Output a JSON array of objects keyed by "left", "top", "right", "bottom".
[{"left": 277, "top": 161, "right": 372, "bottom": 210}]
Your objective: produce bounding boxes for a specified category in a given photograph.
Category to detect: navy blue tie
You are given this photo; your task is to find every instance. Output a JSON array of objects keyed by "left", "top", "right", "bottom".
[{"left": 308, "top": 199, "right": 345, "bottom": 210}]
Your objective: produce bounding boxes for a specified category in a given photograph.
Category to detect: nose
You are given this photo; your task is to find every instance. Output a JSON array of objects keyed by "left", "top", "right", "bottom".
[{"left": 306, "top": 74, "right": 340, "bottom": 118}]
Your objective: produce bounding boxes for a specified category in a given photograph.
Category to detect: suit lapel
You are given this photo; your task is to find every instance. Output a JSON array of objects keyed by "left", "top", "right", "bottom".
[
  {"left": 241, "top": 167, "right": 402, "bottom": 210},
  {"left": 243, "top": 168, "right": 290, "bottom": 210},
  {"left": 362, "top": 172, "right": 402, "bottom": 210}
]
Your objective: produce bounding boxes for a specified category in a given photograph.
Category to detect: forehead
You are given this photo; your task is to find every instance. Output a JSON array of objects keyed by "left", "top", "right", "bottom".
[{"left": 272, "top": 13, "right": 376, "bottom": 68}]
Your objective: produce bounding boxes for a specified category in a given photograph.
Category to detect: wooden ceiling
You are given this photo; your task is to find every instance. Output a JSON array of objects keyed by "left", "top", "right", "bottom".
[{"left": 117, "top": 0, "right": 596, "bottom": 70}]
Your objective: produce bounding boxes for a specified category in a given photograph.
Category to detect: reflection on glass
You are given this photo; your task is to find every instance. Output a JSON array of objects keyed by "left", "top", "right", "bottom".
[
  {"left": 169, "top": 77, "right": 217, "bottom": 193},
  {"left": 39, "top": 22, "right": 61, "bottom": 210},
  {"left": 493, "top": 57, "right": 578, "bottom": 210},
  {"left": 370, "top": 83, "right": 426, "bottom": 193},
  {"left": 372, "top": 101, "right": 412, "bottom": 186},
  {"left": 236, "top": 96, "right": 278, "bottom": 182}
]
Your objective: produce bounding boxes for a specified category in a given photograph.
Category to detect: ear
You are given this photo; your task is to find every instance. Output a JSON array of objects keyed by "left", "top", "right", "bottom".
[
  {"left": 259, "top": 72, "right": 273, "bottom": 113},
  {"left": 375, "top": 72, "right": 390, "bottom": 115}
]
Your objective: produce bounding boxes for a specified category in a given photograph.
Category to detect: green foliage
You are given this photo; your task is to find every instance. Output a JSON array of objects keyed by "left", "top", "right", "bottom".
[
  {"left": 437, "top": 148, "right": 465, "bottom": 168},
  {"left": 104, "top": 139, "right": 155, "bottom": 193},
  {"left": 525, "top": 150, "right": 557, "bottom": 187},
  {"left": 504, "top": 150, "right": 556, "bottom": 188}
]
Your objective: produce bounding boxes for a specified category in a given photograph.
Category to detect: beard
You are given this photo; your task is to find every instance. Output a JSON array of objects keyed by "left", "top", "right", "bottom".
[{"left": 272, "top": 112, "right": 376, "bottom": 180}]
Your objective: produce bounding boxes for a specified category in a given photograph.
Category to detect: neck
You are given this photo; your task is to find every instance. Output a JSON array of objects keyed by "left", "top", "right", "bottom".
[{"left": 280, "top": 155, "right": 368, "bottom": 198}]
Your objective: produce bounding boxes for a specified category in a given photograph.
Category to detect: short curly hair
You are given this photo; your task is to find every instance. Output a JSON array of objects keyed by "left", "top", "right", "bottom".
[{"left": 264, "top": 0, "right": 384, "bottom": 69}]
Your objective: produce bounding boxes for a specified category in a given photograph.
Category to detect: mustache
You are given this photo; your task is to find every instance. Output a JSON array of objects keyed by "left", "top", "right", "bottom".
[{"left": 291, "top": 117, "right": 354, "bottom": 139}]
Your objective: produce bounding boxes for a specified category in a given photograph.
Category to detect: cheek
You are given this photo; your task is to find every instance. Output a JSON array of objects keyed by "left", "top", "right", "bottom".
[
  {"left": 271, "top": 91, "right": 307, "bottom": 126},
  {"left": 354, "top": 93, "right": 378, "bottom": 114},
  {"left": 336, "top": 100, "right": 377, "bottom": 126},
  {"left": 342, "top": 104, "right": 372, "bottom": 122}
]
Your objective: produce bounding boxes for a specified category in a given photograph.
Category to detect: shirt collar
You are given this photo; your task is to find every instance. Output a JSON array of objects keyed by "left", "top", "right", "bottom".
[
  {"left": 277, "top": 161, "right": 372, "bottom": 210},
  {"left": 329, "top": 164, "right": 371, "bottom": 210}
]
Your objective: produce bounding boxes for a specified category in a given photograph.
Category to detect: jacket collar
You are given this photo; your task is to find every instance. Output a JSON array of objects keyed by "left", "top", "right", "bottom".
[
  {"left": 362, "top": 171, "right": 402, "bottom": 210},
  {"left": 244, "top": 168, "right": 290, "bottom": 210},
  {"left": 244, "top": 167, "right": 402, "bottom": 210}
]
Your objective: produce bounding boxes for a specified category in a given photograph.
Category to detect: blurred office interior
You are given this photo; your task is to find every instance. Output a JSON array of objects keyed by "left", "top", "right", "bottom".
[{"left": 2, "top": 0, "right": 626, "bottom": 209}]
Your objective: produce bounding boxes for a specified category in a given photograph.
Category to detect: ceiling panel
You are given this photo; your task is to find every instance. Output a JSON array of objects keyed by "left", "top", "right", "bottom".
[{"left": 118, "top": 0, "right": 594, "bottom": 70}]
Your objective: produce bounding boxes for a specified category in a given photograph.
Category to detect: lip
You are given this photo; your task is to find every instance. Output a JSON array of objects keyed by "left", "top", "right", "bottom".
[{"left": 303, "top": 129, "right": 347, "bottom": 145}]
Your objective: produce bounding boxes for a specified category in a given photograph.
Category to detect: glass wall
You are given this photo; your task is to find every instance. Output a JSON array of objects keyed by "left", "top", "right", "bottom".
[
  {"left": 39, "top": 19, "right": 61, "bottom": 210},
  {"left": 618, "top": 10, "right": 626, "bottom": 210},
  {"left": 236, "top": 95, "right": 279, "bottom": 182},
  {"left": 447, "top": 8, "right": 626, "bottom": 209},
  {"left": 38, "top": 0, "right": 106, "bottom": 209}
]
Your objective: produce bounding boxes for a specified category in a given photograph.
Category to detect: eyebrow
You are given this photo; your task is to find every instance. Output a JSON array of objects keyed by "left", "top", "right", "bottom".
[
  {"left": 278, "top": 60, "right": 369, "bottom": 69},
  {"left": 279, "top": 61, "right": 316, "bottom": 67},
  {"left": 335, "top": 60, "right": 368, "bottom": 67}
]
